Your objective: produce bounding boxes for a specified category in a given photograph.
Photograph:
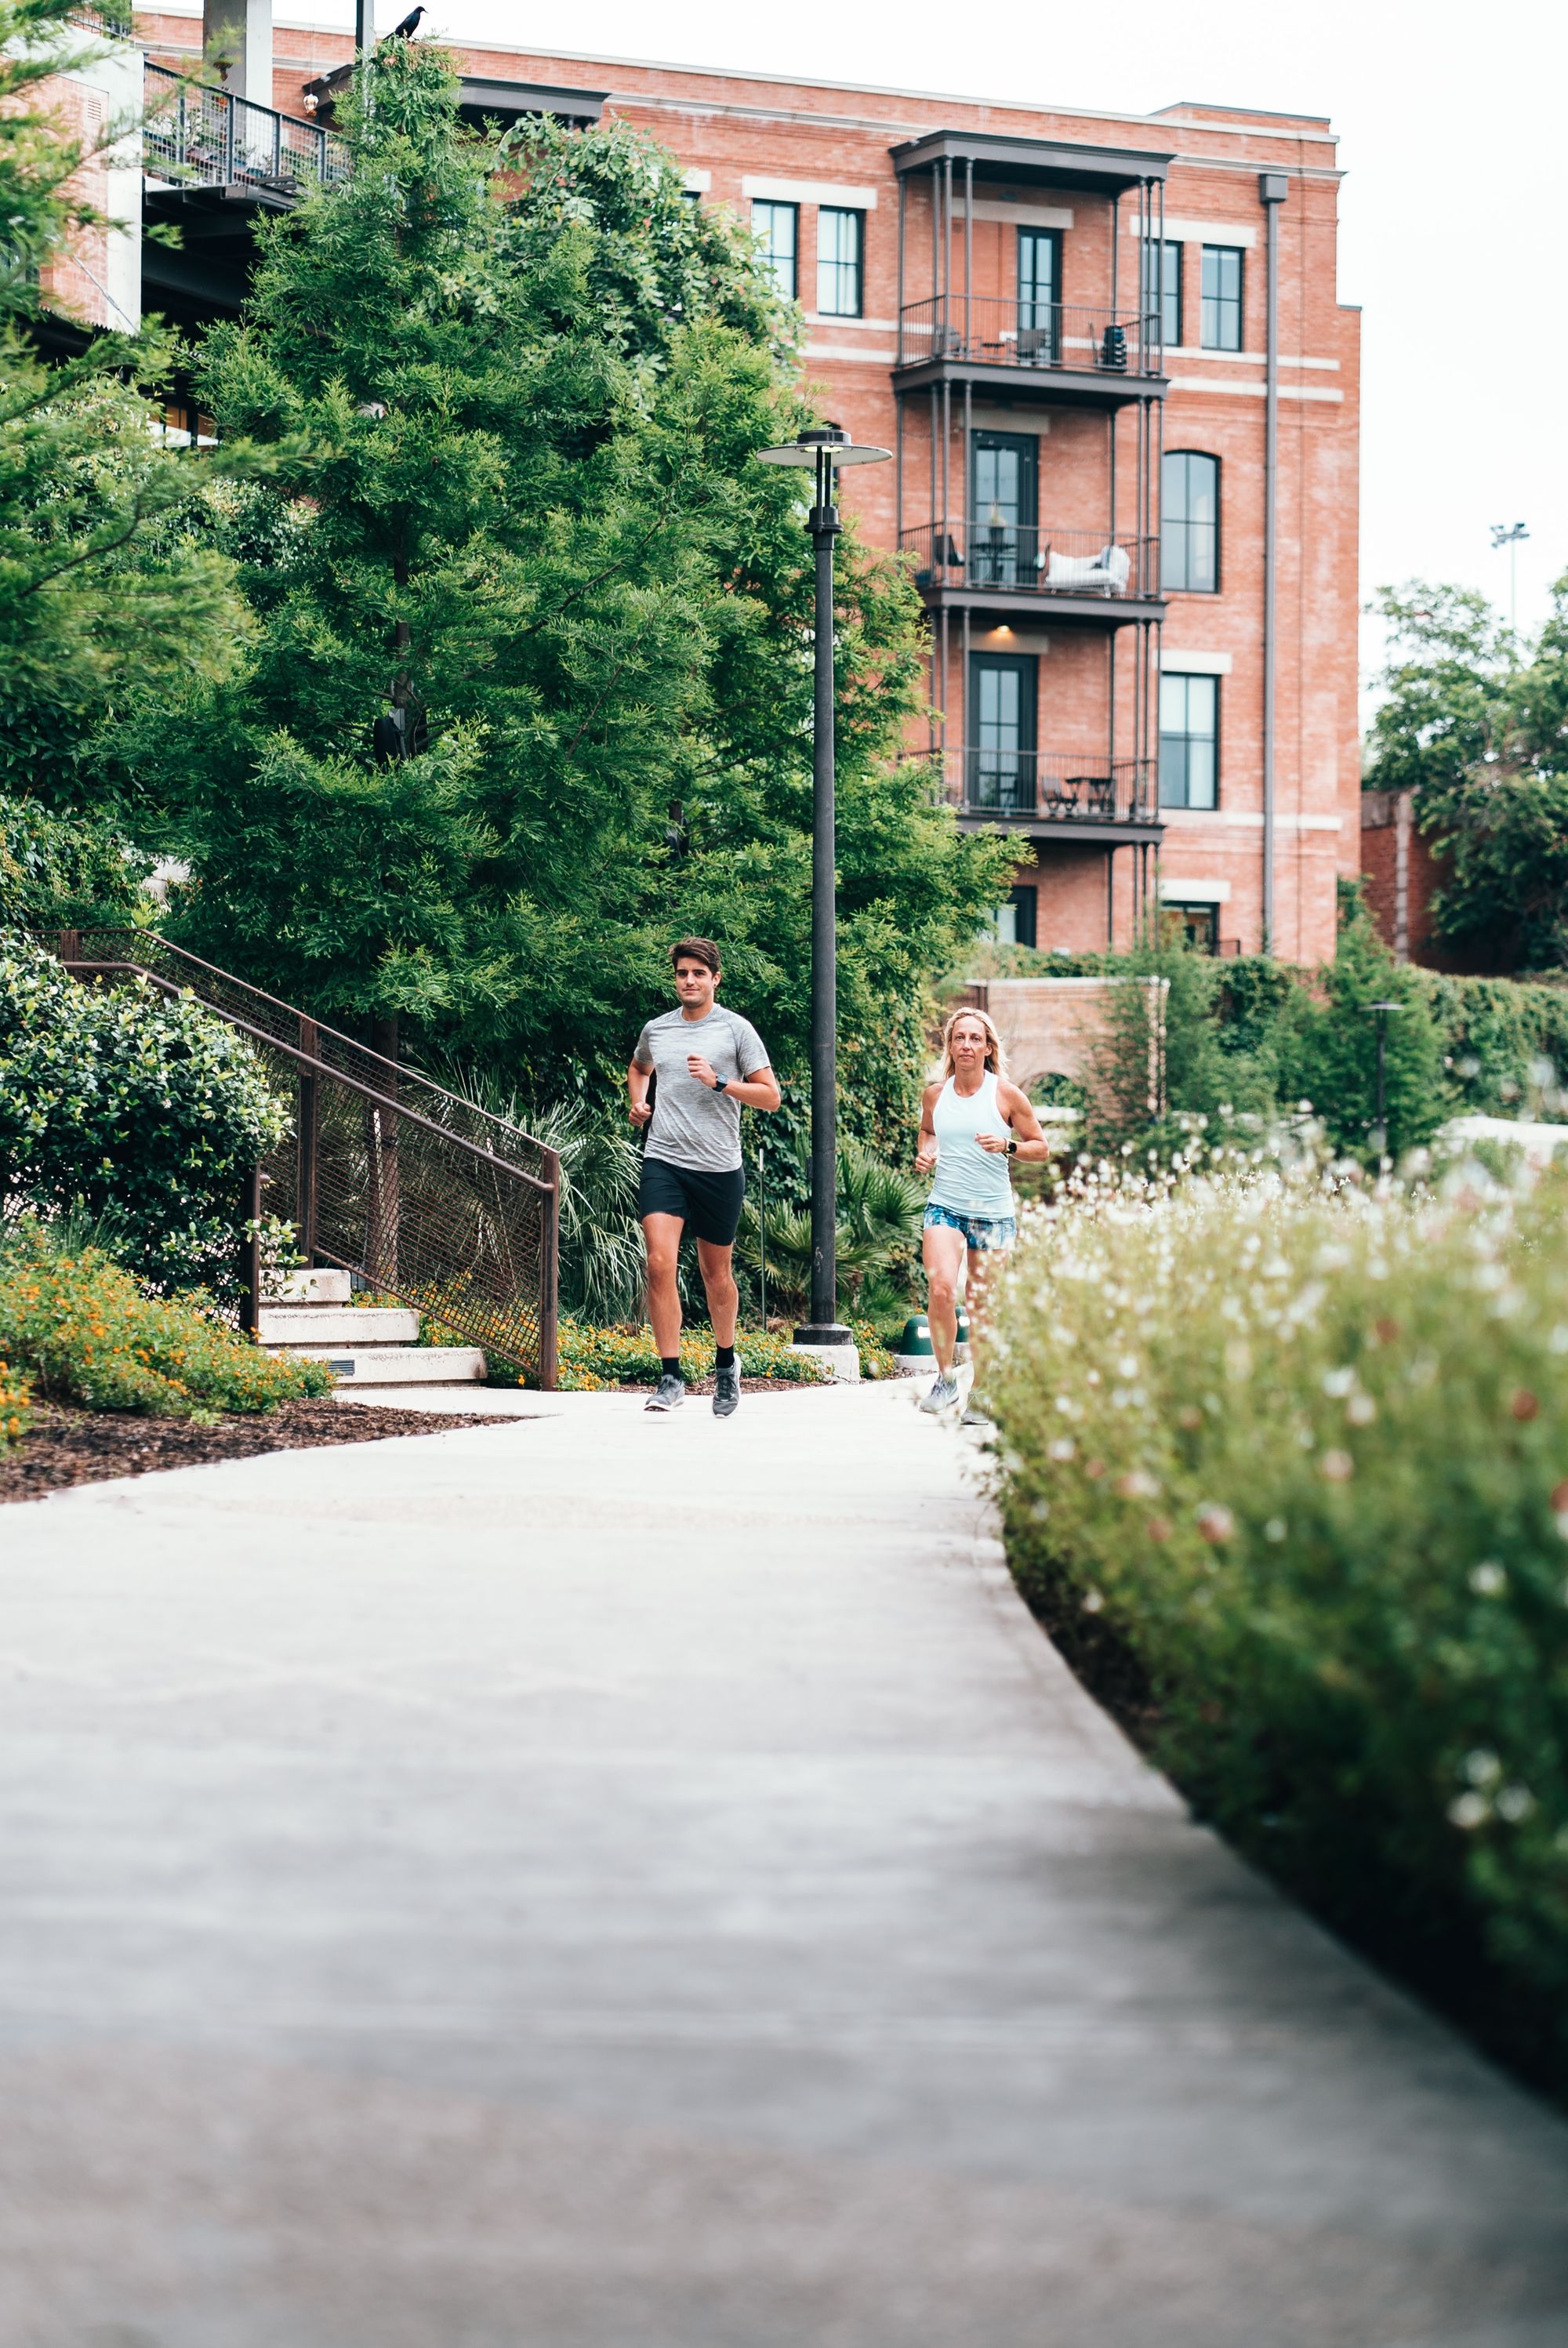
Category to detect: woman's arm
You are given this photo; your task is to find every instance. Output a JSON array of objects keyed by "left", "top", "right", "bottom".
[
  {"left": 976, "top": 1080, "right": 1053, "bottom": 1161},
  {"left": 914, "top": 1082, "right": 941, "bottom": 1175}
]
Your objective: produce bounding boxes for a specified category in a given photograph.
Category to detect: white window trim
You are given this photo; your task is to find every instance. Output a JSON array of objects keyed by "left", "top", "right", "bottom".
[
  {"left": 683, "top": 169, "right": 711, "bottom": 193},
  {"left": 971, "top": 200, "right": 1074, "bottom": 228},
  {"left": 742, "top": 175, "right": 877, "bottom": 211},
  {"left": 1159, "top": 878, "right": 1232, "bottom": 905},
  {"left": 1157, "top": 648, "right": 1232, "bottom": 674},
  {"left": 1128, "top": 217, "right": 1257, "bottom": 249}
]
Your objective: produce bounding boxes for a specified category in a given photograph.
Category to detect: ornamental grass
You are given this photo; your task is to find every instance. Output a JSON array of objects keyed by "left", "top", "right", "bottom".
[
  {"left": 982, "top": 1156, "right": 1568, "bottom": 2091},
  {"left": 0, "top": 1221, "right": 333, "bottom": 1417}
]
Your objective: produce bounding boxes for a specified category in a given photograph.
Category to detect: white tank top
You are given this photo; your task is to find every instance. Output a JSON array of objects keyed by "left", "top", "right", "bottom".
[{"left": 928, "top": 1072, "right": 1014, "bottom": 1218}]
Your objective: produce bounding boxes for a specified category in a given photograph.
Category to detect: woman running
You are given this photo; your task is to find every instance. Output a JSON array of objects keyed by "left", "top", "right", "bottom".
[{"left": 915, "top": 1005, "right": 1051, "bottom": 1417}]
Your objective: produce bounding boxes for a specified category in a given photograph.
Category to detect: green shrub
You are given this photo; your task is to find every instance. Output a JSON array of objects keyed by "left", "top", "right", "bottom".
[
  {"left": 557, "top": 1320, "right": 833, "bottom": 1392},
  {"left": 984, "top": 1163, "right": 1568, "bottom": 2090},
  {"left": 0, "top": 931, "right": 287, "bottom": 1301},
  {"left": 0, "top": 1221, "right": 332, "bottom": 1414},
  {"left": 0, "top": 796, "right": 150, "bottom": 926},
  {"left": 0, "top": 1348, "right": 31, "bottom": 1446}
]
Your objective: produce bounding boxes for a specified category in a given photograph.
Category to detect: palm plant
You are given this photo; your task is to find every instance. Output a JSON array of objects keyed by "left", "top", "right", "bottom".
[
  {"left": 434, "top": 1064, "right": 646, "bottom": 1324},
  {"left": 735, "top": 1139, "right": 924, "bottom": 1317}
]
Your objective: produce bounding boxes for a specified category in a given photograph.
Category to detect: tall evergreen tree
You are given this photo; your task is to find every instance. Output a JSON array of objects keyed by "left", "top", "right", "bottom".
[
  {"left": 106, "top": 42, "right": 1006, "bottom": 1132},
  {"left": 0, "top": 2, "right": 242, "bottom": 815}
]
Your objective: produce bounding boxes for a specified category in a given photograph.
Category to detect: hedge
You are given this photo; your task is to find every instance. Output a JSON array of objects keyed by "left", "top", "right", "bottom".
[
  {"left": 982, "top": 1163, "right": 1568, "bottom": 2094},
  {"left": 0, "top": 930, "right": 286, "bottom": 1301}
]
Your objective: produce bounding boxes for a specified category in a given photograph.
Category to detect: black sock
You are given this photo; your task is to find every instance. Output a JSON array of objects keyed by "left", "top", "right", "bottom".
[
  {"left": 716, "top": 1344, "right": 735, "bottom": 1370},
  {"left": 661, "top": 1355, "right": 681, "bottom": 1379}
]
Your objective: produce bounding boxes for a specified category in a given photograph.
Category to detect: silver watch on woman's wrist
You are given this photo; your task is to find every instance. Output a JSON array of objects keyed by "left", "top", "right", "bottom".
[{"left": 1007, "top": 1138, "right": 1018, "bottom": 1155}]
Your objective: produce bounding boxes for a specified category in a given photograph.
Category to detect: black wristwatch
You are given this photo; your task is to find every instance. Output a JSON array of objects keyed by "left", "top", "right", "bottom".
[
  {"left": 1007, "top": 1138, "right": 1018, "bottom": 1155},
  {"left": 713, "top": 1076, "right": 728, "bottom": 1095}
]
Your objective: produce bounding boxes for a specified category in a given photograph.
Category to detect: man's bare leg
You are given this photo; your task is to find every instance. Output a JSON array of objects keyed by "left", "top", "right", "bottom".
[
  {"left": 695, "top": 1236, "right": 739, "bottom": 1351},
  {"left": 642, "top": 1214, "right": 685, "bottom": 1358}
]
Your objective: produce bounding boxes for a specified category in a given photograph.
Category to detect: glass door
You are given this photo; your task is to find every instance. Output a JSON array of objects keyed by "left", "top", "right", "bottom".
[
  {"left": 970, "top": 430, "right": 1038, "bottom": 589},
  {"left": 968, "top": 651, "right": 1037, "bottom": 813},
  {"left": 1017, "top": 227, "right": 1061, "bottom": 362}
]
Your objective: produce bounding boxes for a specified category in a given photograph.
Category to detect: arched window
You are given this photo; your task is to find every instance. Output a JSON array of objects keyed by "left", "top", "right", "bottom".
[{"left": 1162, "top": 451, "right": 1219, "bottom": 593}]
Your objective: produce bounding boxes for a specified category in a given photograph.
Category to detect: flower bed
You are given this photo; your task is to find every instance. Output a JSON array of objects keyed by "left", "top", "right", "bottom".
[
  {"left": 0, "top": 1224, "right": 333, "bottom": 1417},
  {"left": 557, "top": 1321, "right": 834, "bottom": 1392},
  {"left": 982, "top": 1163, "right": 1568, "bottom": 2093}
]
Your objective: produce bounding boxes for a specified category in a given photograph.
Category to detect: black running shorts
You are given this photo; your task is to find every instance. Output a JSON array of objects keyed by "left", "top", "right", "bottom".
[{"left": 638, "top": 1157, "right": 746, "bottom": 1247}]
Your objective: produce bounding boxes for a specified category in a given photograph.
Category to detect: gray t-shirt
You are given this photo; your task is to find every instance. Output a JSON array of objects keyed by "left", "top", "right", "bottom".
[{"left": 633, "top": 1004, "right": 771, "bottom": 1174}]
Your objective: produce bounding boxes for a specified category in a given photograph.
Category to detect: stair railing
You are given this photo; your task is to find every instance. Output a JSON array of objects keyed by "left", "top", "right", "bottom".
[{"left": 48, "top": 931, "right": 560, "bottom": 1388}]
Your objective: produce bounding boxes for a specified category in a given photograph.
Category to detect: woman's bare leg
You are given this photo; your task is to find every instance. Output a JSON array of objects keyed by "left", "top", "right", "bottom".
[{"left": 921, "top": 1224, "right": 968, "bottom": 1376}]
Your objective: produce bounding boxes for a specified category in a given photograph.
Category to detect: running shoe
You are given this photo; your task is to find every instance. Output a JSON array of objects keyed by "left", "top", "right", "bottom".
[
  {"left": 713, "top": 1364, "right": 741, "bottom": 1418},
  {"left": 918, "top": 1373, "right": 961, "bottom": 1416},
  {"left": 644, "top": 1373, "right": 685, "bottom": 1412}
]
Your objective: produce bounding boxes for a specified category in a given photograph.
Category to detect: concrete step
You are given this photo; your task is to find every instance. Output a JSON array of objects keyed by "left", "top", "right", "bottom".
[
  {"left": 257, "top": 1307, "right": 421, "bottom": 1345},
  {"left": 263, "top": 1268, "right": 351, "bottom": 1305},
  {"left": 282, "top": 1345, "right": 488, "bottom": 1384}
]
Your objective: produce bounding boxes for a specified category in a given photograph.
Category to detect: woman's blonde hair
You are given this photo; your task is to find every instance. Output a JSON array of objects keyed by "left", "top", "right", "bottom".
[{"left": 939, "top": 1004, "right": 1008, "bottom": 1082}]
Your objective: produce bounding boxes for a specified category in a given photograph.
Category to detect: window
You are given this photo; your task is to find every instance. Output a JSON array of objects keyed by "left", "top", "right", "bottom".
[
  {"left": 970, "top": 430, "right": 1037, "bottom": 586},
  {"left": 816, "top": 207, "right": 863, "bottom": 316},
  {"left": 1159, "top": 672, "right": 1219, "bottom": 809},
  {"left": 1161, "top": 451, "right": 1220, "bottom": 593},
  {"left": 990, "top": 887, "right": 1037, "bottom": 947},
  {"left": 1016, "top": 227, "right": 1060, "bottom": 358},
  {"left": 751, "top": 199, "right": 797, "bottom": 300},
  {"left": 1141, "top": 238, "right": 1181, "bottom": 347},
  {"left": 968, "top": 651, "right": 1037, "bottom": 813},
  {"left": 1164, "top": 902, "right": 1219, "bottom": 953},
  {"left": 1200, "top": 245, "right": 1243, "bottom": 350}
]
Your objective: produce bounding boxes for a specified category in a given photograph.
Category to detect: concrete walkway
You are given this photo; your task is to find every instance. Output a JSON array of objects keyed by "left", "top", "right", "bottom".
[{"left": 2, "top": 1381, "right": 1567, "bottom": 2348}]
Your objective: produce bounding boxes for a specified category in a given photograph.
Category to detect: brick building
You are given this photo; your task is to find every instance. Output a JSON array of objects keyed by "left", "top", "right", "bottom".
[{"left": 74, "top": 8, "right": 1363, "bottom": 964}]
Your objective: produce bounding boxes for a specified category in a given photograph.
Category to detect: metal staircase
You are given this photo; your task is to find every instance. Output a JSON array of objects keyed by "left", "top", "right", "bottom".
[{"left": 49, "top": 931, "right": 560, "bottom": 1388}]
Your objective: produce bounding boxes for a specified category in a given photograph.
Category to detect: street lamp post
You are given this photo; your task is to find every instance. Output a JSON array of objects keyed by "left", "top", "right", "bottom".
[
  {"left": 1365, "top": 999, "right": 1403, "bottom": 1160},
  {"left": 1490, "top": 521, "right": 1529, "bottom": 637},
  {"left": 756, "top": 426, "right": 891, "bottom": 1352}
]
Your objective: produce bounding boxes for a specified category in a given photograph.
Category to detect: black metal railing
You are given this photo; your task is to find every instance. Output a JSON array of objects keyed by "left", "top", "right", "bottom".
[
  {"left": 48, "top": 931, "right": 559, "bottom": 1386},
  {"left": 143, "top": 59, "right": 350, "bottom": 195},
  {"left": 898, "top": 297, "right": 1160, "bottom": 377},
  {"left": 941, "top": 751, "right": 1156, "bottom": 825},
  {"left": 902, "top": 521, "right": 1157, "bottom": 600}
]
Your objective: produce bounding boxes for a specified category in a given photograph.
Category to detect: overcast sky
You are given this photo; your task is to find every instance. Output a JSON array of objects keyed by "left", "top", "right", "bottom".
[{"left": 297, "top": 0, "right": 1564, "bottom": 684}]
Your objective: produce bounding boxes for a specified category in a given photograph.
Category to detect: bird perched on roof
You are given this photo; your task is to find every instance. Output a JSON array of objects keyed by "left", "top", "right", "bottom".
[{"left": 390, "top": 5, "right": 426, "bottom": 34}]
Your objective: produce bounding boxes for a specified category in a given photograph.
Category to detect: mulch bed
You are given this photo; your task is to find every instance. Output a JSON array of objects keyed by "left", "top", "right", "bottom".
[
  {"left": 0, "top": 1398, "right": 517, "bottom": 1505},
  {"left": 0, "top": 1377, "right": 833, "bottom": 1503}
]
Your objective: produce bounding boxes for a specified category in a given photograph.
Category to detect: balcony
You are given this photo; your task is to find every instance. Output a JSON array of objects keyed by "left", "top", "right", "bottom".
[
  {"left": 943, "top": 750, "right": 1162, "bottom": 842},
  {"left": 902, "top": 522, "right": 1160, "bottom": 622},
  {"left": 140, "top": 60, "right": 351, "bottom": 325},
  {"left": 895, "top": 296, "right": 1163, "bottom": 402},
  {"left": 143, "top": 61, "right": 350, "bottom": 198}
]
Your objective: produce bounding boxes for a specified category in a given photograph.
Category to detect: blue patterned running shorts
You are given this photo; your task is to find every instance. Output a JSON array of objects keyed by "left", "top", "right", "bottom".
[{"left": 923, "top": 1203, "right": 1018, "bottom": 1251}]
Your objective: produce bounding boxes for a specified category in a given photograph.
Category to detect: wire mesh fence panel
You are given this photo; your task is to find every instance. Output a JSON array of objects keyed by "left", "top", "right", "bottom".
[{"left": 48, "top": 932, "right": 559, "bottom": 1385}]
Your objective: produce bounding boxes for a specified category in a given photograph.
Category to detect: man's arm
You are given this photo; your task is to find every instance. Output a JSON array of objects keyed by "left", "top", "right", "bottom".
[
  {"left": 627, "top": 1057, "right": 653, "bottom": 1127},
  {"left": 685, "top": 1055, "right": 781, "bottom": 1112}
]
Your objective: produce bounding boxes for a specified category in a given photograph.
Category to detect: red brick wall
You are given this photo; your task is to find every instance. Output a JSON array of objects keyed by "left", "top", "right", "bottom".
[{"left": 129, "top": 22, "right": 1361, "bottom": 969}]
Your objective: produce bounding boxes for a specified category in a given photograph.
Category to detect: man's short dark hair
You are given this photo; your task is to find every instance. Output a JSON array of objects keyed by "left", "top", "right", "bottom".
[{"left": 670, "top": 936, "right": 721, "bottom": 976}]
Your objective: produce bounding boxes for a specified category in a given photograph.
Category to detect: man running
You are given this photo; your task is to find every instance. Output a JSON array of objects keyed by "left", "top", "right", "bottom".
[{"left": 629, "top": 938, "right": 781, "bottom": 1417}]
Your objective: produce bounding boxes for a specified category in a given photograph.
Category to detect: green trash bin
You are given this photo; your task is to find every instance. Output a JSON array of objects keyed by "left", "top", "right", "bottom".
[{"left": 898, "top": 1315, "right": 933, "bottom": 1360}]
